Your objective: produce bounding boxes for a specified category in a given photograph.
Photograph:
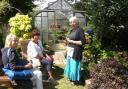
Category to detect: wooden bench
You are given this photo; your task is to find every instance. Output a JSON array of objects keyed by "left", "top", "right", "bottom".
[
  {"left": 0, "top": 41, "right": 53, "bottom": 88},
  {"left": 0, "top": 70, "right": 33, "bottom": 89},
  {"left": 0, "top": 73, "right": 14, "bottom": 89}
]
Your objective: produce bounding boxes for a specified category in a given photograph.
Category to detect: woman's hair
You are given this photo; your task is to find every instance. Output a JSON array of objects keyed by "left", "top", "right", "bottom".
[
  {"left": 31, "top": 27, "right": 40, "bottom": 38},
  {"left": 4, "top": 34, "right": 17, "bottom": 48},
  {"left": 69, "top": 16, "right": 79, "bottom": 24}
]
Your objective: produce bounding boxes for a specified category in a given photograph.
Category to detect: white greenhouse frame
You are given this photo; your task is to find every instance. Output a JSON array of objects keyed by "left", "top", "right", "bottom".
[{"left": 33, "top": 0, "right": 86, "bottom": 46}]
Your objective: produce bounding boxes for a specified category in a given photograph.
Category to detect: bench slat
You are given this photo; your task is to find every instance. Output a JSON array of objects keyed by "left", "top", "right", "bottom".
[
  {"left": 0, "top": 75, "right": 10, "bottom": 81},
  {"left": 0, "top": 75, "right": 13, "bottom": 89}
]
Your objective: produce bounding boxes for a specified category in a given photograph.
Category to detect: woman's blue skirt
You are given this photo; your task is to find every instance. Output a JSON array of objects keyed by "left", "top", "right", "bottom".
[{"left": 64, "top": 56, "right": 81, "bottom": 81}]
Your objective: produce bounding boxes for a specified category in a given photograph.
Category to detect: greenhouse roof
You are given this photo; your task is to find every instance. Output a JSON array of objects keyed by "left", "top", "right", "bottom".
[{"left": 37, "top": 0, "right": 74, "bottom": 11}]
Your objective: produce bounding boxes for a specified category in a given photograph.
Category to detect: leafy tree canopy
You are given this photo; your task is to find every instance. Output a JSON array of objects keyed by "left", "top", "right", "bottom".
[
  {"left": 74, "top": 0, "right": 128, "bottom": 50},
  {"left": 0, "top": 0, "right": 36, "bottom": 23},
  {"left": 0, "top": 0, "right": 10, "bottom": 16}
]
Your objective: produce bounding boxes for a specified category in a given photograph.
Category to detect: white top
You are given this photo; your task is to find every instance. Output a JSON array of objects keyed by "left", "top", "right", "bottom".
[{"left": 27, "top": 40, "right": 44, "bottom": 60}]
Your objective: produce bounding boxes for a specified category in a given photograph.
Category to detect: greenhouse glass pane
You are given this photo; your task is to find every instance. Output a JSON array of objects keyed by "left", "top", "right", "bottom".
[
  {"left": 75, "top": 13, "right": 84, "bottom": 18},
  {"left": 34, "top": 17, "right": 41, "bottom": 29},
  {"left": 42, "top": 17, "right": 48, "bottom": 30},
  {"left": 36, "top": 13, "right": 41, "bottom": 16},
  {"left": 41, "top": 12, "right": 48, "bottom": 17},
  {"left": 48, "top": 0, "right": 73, "bottom": 10}
]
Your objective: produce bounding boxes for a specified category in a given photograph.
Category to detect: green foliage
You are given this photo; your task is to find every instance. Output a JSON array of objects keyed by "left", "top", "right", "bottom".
[
  {"left": 0, "top": 0, "right": 35, "bottom": 23},
  {"left": 83, "top": 38, "right": 128, "bottom": 77},
  {"left": 0, "top": 0, "right": 10, "bottom": 16},
  {"left": 83, "top": 39, "right": 101, "bottom": 60},
  {"left": 83, "top": 38, "right": 115, "bottom": 64},
  {"left": 9, "top": 0, "right": 35, "bottom": 14},
  {"left": 113, "top": 51, "right": 128, "bottom": 67},
  {"left": 75, "top": 1, "right": 128, "bottom": 81},
  {"left": 8, "top": 13, "right": 32, "bottom": 39},
  {"left": 75, "top": 0, "right": 128, "bottom": 50},
  {"left": 50, "top": 28, "right": 68, "bottom": 43}
]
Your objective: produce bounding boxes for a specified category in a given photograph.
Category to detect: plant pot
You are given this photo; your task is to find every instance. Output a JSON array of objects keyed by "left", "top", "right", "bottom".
[{"left": 19, "top": 39, "right": 30, "bottom": 54}]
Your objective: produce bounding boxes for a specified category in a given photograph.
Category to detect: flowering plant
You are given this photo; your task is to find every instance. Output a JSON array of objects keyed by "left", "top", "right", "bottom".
[{"left": 8, "top": 13, "right": 32, "bottom": 39}]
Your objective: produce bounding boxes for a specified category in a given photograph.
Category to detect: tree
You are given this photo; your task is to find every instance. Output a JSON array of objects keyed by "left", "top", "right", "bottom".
[
  {"left": 0, "top": 0, "right": 36, "bottom": 45},
  {"left": 0, "top": 0, "right": 36, "bottom": 23},
  {"left": 74, "top": 0, "right": 128, "bottom": 50},
  {"left": 0, "top": 1, "right": 10, "bottom": 16}
]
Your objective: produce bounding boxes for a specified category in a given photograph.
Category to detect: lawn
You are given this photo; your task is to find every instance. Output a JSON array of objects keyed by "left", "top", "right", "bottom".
[
  {"left": 0, "top": 64, "right": 85, "bottom": 89},
  {"left": 44, "top": 64, "right": 85, "bottom": 89}
]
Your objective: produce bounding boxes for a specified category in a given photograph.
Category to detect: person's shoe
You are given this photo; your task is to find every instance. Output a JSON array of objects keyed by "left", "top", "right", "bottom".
[
  {"left": 10, "top": 80, "right": 17, "bottom": 86},
  {"left": 48, "top": 78, "right": 57, "bottom": 85},
  {"left": 71, "top": 81, "right": 79, "bottom": 85},
  {"left": 71, "top": 81, "right": 75, "bottom": 85}
]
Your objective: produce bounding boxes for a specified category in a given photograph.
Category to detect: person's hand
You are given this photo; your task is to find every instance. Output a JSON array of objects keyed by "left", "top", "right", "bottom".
[
  {"left": 20, "top": 51, "right": 28, "bottom": 59},
  {"left": 45, "top": 54, "right": 53, "bottom": 61},
  {"left": 66, "top": 38, "right": 70, "bottom": 42},
  {"left": 24, "top": 62, "right": 33, "bottom": 69},
  {"left": 66, "top": 38, "right": 70, "bottom": 44},
  {"left": 66, "top": 38, "right": 74, "bottom": 44}
]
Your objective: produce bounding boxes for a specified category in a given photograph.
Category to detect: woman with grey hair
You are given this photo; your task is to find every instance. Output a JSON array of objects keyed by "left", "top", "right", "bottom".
[{"left": 64, "top": 16, "right": 86, "bottom": 85}]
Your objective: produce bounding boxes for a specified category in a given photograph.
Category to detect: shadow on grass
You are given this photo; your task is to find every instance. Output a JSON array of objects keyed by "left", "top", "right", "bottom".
[
  {"left": 80, "top": 70, "right": 90, "bottom": 86},
  {"left": 53, "top": 65, "right": 64, "bottom": 80},
  {"left": 43, "top": 64, "right": 64, "bottom": 89},
  {"left": 0, "top": 86, "right": 6, "bottom": 89},
  {"left": 53, "top": 64, "right": 88, "bottom": 87}
]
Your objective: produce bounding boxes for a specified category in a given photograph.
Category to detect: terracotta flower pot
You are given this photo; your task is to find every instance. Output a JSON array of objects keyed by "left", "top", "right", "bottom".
[{"left": 19, "top": 39, "right": 30, "bottom": 54}]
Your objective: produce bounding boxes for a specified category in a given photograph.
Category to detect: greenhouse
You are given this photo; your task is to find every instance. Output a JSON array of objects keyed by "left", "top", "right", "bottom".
[{"left": 33, "top": 0, "right": 86, "bottom": 50}]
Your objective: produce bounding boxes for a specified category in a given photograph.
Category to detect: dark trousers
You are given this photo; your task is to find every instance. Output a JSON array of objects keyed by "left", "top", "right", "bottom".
[{"left": 41, "top": 59, "right": 53, "bottom": 71}]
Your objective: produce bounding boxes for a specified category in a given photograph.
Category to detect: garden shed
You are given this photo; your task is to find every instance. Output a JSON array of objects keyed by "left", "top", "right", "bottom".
[{"left": 33, "top": 0, "right": 86, "bottom": 50}]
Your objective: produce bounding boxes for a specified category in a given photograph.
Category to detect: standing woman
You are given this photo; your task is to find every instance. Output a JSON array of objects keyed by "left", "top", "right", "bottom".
[{"left": 64, "top": 16, "right": 86, "bottom": 85}]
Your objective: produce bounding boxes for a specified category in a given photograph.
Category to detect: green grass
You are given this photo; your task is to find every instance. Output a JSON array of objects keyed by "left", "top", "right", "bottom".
[
  {"left": 0, "top": 64, "right": 85, "bottom": 89},
  {"left": 44, "top": 64, "right": 85, "bottom": 89}
]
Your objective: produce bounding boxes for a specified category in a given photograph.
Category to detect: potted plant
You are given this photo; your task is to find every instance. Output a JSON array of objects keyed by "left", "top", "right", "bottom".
[
  {"left": 8, "top": 13, "right": 32, "bottom": 53},
  {"left": 8, "top": 13, "right": 32, "bottom": 39}
]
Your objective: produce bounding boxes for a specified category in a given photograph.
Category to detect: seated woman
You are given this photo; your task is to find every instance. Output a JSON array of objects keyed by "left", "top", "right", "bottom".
[
  {"left": 1, "top": 34, "right": 43, "bottom": 89},
  {"left": 27, "top": 27, "right": 56, "bottom": 84}
]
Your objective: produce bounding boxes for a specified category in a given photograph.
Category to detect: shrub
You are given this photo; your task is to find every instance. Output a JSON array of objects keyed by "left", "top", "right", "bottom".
[{"left": 89, "top": 59, "right": 128, "bottom": 89}]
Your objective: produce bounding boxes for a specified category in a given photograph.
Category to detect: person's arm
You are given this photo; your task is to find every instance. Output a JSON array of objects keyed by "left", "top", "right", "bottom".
[
  {"left": 66, "top": 29, "right": 86, "bottom": 46},
  {"left": 8, "top": 49, "right": 32, "bottom": 70},
  {"left": 20, "top": 51, "right": 28, "bottom": 59},
  {"left": 27, "top": 41, "right": 44, "bottom": 60},
  {"left": 24, "top": 62, "right": 33, "bottom": 69},
  {"left": 66, "top": 38, "right": 82, "bottom": 45}
]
